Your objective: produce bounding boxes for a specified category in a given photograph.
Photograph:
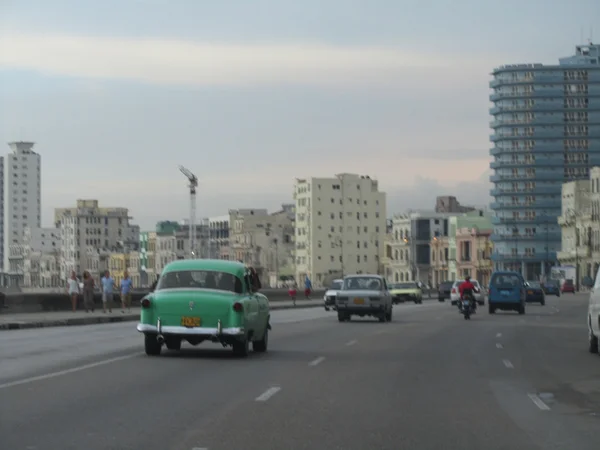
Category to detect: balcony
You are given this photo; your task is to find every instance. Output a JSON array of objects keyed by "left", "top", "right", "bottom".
[
  {"left": 490, "top": 232, "right": 561, "bottom": 242},
  {"left": 491, "top": 216, "right": 558, "bottom": 225},
  {"left": 490, "top": 199, "right": 560, "bottom": 209},
  {"left": 490, "top": 172, "right": 566, "bottom": 182},
  {"left": 491, "top": 253, "right": 551, "bottom": 262}
]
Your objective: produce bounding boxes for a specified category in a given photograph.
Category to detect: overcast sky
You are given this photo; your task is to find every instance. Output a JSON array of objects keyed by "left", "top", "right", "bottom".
[{"left": 0, "top": 0, "right": 596, "bottom": 229}]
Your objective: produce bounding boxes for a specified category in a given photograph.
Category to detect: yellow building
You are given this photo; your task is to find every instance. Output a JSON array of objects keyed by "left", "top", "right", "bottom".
[{"left": 109, "top": 252, "right": 130, "bottom": 286}]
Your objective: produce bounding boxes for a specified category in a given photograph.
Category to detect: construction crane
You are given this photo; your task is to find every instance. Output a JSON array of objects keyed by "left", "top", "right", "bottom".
[{"left": 179, "top": 165, "right": 198, "bottom": 259}]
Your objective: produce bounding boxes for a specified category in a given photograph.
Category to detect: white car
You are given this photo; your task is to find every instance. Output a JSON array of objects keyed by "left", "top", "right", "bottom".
[
  {"left": 587, "top": 266, "right": 600, "bottom": 355},
  {"left": 324, "top": 279, "right": 343, "bottom": 311},
  {"left": 450, "top": 280, "right": 484, "bottom": 306}
]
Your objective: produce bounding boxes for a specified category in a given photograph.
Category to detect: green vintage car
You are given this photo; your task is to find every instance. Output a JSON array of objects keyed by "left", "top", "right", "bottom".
[
  {"left": 389, "top": 282, "right": 423, "bottom": 304},
  {"left": 136, "top": 259, "right": 270, "bottom": 357}
]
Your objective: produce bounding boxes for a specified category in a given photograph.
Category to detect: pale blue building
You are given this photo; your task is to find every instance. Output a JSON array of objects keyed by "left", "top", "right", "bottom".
[{"left": 489, "top": 42, "right": 600, "bottom": 279}]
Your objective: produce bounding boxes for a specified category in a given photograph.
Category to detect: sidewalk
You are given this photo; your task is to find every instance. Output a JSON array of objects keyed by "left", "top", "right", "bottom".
[{"left": 0, "top": 299, "right": 323, "bottom": 331}]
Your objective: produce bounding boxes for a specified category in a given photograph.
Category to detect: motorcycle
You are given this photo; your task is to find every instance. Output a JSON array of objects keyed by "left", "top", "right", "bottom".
[{"left": 460, "top": 295, "right": 474, "bottom": 320}]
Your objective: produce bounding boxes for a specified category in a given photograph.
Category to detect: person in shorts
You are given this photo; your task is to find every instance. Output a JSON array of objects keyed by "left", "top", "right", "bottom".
[
  {"left": 120, "top": 271, "right": 133, "bottom": 313},
  {"left": 101, "top": 270, "right": 115, "bottom": 313}
]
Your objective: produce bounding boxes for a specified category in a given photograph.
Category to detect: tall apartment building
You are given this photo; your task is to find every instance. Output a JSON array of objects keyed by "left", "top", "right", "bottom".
[
  {"left": 294, "top": 173, "right": 387, "bottom": 287},
  {"left": 2, "top": 142, "right": 42, "bottom": 272},
  {"left": 490, "top": 42, "right": 600, "bottom": 279},
  {"left": 55, "top": 199, "right": 135, "bottom": 278}
]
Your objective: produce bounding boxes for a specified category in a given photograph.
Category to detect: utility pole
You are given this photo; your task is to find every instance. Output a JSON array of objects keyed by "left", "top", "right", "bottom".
[{"left": 179, "top": 165, "right": 198, "bottom": 259}]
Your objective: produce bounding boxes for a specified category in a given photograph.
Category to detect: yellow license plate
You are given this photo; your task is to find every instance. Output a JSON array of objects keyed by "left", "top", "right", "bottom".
[
  {"left": 527, "top": 290, "right": 533, "bottom": 295},
  {"left": 354, "top": 298, "right": 364, "bottom": 305},
  {"left": 181, "top": 316, "right": 201, "bottom": 327}
]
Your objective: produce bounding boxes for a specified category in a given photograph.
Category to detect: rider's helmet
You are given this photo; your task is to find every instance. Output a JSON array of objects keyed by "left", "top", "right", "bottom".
[{"left": 465, "top": 275, "right": 471, "bottom": 282}]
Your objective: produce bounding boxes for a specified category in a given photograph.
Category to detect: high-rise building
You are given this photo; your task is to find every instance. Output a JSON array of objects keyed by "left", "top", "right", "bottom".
[
  {"left": 2, "top": 141, "right": 42, "bottom": 273},
  {"left": 294, "top": 173, "right": 387, "bottom": 287},
  {"left": 489, "top": 42, "right": 600, "bottom": 279}
]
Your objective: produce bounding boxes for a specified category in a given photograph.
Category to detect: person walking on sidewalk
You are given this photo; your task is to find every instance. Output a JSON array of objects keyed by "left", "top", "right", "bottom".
[
  {"left": 82, "top": 271, "right": 95, "bottom": 312},
  {"left": 101, "top": 270, "right": 115, "bottom": 314},
  {"left": 304, "top": 275, "right": 312, "bottom": 299},
  {"left": 120, "top": 271, "right": 133, "bottom": 313},
  {"left": 67, "top": 271, "right": 81, "bottom": 312}
]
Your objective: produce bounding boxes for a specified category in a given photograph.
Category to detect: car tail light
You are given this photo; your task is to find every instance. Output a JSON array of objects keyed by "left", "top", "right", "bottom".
[
  {"left": 141, "top": 298, "right": 151, "bottom": 308},
  {"left": 233, "top": 302, "right": 243, "bottom": 312},
  {"left": 451, "top": 288, "right": 456, "bottom": 294}
]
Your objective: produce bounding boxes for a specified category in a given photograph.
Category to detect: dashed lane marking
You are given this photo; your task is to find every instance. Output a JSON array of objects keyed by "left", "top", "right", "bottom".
[
  {"left": 528, "top": 394, "right": 551, "bottom": 411},
  {"left": 503, "top": 359, "right": 514, "bottom": 369},
  {"left": 308, "top": 357, "right": 325, "bottom": 367},
  {"left": 255, "top": 386, "right": 281, "bottom": 402}
]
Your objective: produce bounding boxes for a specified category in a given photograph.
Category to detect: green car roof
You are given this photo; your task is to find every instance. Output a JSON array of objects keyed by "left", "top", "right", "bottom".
[{"left": 161, "top": 259, "right": 246, "bottom": 278}]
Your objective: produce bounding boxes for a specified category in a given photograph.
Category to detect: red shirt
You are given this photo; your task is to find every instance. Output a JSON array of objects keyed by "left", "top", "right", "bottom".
[{"left": 459, "top": 281, "right": 476, "bottom": 298}]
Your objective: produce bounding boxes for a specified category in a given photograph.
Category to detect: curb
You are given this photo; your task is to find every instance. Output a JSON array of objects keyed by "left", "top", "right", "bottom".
[{"left": 0, "top": 303, "right": 323, "bottom": 331}]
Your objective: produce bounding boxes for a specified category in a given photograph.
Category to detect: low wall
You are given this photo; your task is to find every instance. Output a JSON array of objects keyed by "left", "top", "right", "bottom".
[{"left": 1, "top": 289, "right": 327, "bottom": 314}]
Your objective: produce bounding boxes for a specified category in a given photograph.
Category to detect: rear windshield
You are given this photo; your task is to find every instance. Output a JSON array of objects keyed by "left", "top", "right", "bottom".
[
  {"left": 392, "top": 283, "right": 417, "bottom": 289},
  {"left": 564, "top": 279, "right": 574, "bottom": 286},
  {"left": 439, "top": 282, "right": 453, "bottom": 289},
  {"left": 157, "top": 270, "right": 243, "bottom": 293},
  {"left": 343, "top": 276, "right": 382, "bottom": 291},
  {"left": 527, "top": 281, "right": 541, "bottom": 288},
  {"left": 491, "top": 274, "right": 521, "bottom": 287}
]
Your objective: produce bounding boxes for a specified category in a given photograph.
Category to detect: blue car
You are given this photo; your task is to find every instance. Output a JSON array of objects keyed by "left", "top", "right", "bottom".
[
  {"left": 542, "top": 280, "right": 560, "bottom": 297},
  {"left": 488, "top": 271, "right": 526, "bottom": 315}
]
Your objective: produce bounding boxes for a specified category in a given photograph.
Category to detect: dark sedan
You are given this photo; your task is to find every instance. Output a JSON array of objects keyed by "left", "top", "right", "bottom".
[
  {"left": 525, "top": 281, "right": 545, "bottom": 305},
  {"left": 542, "top": 280, "right": 560, "bottom": 296},
  {"left": 437, "top": 281, "right": 453, "bottom": 302}
]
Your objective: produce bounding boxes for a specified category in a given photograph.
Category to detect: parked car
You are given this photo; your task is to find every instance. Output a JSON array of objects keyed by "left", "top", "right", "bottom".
[
  {"left": 450, "top": 280, "right": 484, "bottom": 306},
  {"left": 525, "top": 281, "right": 545, "bottom": 305},
  {"left": 324, "top": 279, "right": 343, "bottom": 311},
  {"left": 542, "top": 279, "right": 560, "bottom": 297},
  {"left": 488, "top": 271, "right": 526, "bottom": 315},
  {"left": 561, "top": 279, "right": 576, "bottom": 294},
  {"left": 587, "top": 266, "right": 600, "bottom": 355},
  {"left": 437, "top": 281, "right": 454, "bottom": 302},
  {"left": 389, "top": 282, "right": 423, "bottom": 304},
  {"left": 335, "top": 274, "right": 393, "bottom": 322},
  {"left": 137, "top": 259, "right": 270, "bottom": 357}
]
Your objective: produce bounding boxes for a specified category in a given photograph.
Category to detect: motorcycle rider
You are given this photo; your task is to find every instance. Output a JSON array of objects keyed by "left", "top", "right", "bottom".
[{"left": 458, "top": 275, "right": 479, "bottom": 312}]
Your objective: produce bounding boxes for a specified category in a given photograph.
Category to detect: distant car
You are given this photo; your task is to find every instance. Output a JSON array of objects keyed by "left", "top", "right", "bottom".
[
  {"left": 542, "top": 280, "right": 560, "bottom": 297},
  {"left": 137, "top": 259, "right": 270, "bottom": 357},
  {"left": 587, "top": 266, "right": 600, "bottom": 355},
  {"left": 488, "top": 271, "right": 526, "bottom": 315},
  {"left": 389, "top": 282, "right": 423, "bottom": 304},
  {"left": 324, "top": 279, "right": 343, "bottom": 311},
  {"left": 525, "top": 281, "right": 545, "bottom": 305},
  {"left": 335, "top": 274, "right": 393, "bottom": 322},
  {"left": 450, "top": 280, "right": 484, "bottom": 306},
  {"left": 561, "top": 279, "right": 576, "bottom": 294},
  {"left": 437, "top": 281, "right": 454, "bottom": 302}
]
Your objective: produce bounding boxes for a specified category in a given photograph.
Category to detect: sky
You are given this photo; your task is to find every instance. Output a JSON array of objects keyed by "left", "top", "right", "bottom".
[{"left": 0, "top": 0, "right": 597, "bottom": 230}]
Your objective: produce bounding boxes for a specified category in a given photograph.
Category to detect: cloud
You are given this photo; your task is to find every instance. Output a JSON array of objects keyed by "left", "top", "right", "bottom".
[{"left": 0, "top": 32, "right": 498, "bottom": 88}]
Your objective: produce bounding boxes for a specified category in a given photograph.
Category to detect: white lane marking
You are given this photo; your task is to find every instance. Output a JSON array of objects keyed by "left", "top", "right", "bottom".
[
  {"left": 255, "top": 386, "right": 281, "bottom": 402},
  {"left": 0, "top": 352, "right": 140, "bottom": 390},
  {"left": 308, "top": 356, "right": 326, "bottom": 367},
  {"left": 503, "top": 359, "right": 514, "bottom": 369},
  {"left": 496, "top": 343, "right": 504, "bottom": 349},
  {"left": 496, "top": 333, "right": 502, "bottom": 338},
  {"left": 346, "top": 339, "right": 358, "bottom": 346},
  {"left": 528, "top": 393, "right": 551, "bottom": 411}
]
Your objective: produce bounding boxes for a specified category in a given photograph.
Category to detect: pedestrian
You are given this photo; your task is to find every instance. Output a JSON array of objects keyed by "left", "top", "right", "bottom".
[
  {"left": 82, "top": 270, "right": 95, "bottom": 312},
  {"left": 100, "top": 270, "right": 115, "bottom": 313},
  {"left": 120, "top": 271, "right": 133, "bottom": 313},
  {"left": 304, "top": 274, "right": 312, "bottom": 299},
  {"left": 67, "top": 271, "right": 80, "bottom": 312}
]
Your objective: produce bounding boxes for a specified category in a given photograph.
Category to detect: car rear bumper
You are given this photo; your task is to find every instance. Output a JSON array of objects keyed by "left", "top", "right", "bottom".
[
  {"left": 137, "top": 323, "right": 245, "bottom": 337},
  {"left": 336, "top": 304, "right": 386, "bottom": 314}
]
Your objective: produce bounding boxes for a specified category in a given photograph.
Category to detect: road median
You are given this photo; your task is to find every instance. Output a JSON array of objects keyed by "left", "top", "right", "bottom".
[{"left": 0, "top": 300, "right": 324, "bottom": 331}]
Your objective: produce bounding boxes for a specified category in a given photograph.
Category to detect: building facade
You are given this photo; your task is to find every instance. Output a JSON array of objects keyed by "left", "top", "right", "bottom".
[
  {"left": 455, "top": 227, "right": 493, "bottom": 285},
  {"left": 385, "top": 215, "right": 413, "bottom": 283},
  {"left": 448, "top": 211, "right": 493, "bottom": 281},
  {"left": 2, "top": 141, "right": 42, "bottom": 274},
  {"left": 208, "top": 214, "right": 230, "bottom": 259},
  {"left": 429, "top": 235, "right": 449, "bottom": 286},
  {"left": 294, "top": 174, "right": 387, "bottom": 287},
  {"left": 557, "top": 171, "right": 599, "bottom": 285},
  {"left": 21, "top": 227, "right": 62, "bottom": 289},
  {"left": 56, "top": 199, "right": 135, "bottom": 279},
  {"left": 489, "top": 42, "right": 600, "bottom": 279}
]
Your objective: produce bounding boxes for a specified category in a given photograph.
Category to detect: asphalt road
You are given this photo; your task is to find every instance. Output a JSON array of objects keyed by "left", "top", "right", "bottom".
[{"left": 1, "top": 296, "right": 599, "bottom": 450}]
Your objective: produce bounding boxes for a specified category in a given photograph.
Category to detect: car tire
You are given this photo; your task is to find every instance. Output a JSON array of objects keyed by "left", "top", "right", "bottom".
[
  {"left": 518, "top": 304, "right": 525, "bottom": 315},
  {"left": 588, "top": 326, "right": 599, "bottom": 354},
  {"left": 438, "top": 297, "right": 444, "bottom": 302},
  {"left": 233, "top": 336, "right": 249, "bottom": 357},
  {"left": 337, "top": 312, "right": 348, "bottom": 322},
  {"left": 253, "top": 327, "right": 268, "bottom": 353},
  {"left": 540, "top": 298, "right": 545, "bottom": 306},
  {"left": 378, "top": 312, "right": 386, "bottom": 322},
  {"left": 144, "top": 334, "right": 162, "bottom": 356},
  {"left": 386, "top": 309, "right": 392, "bottom": 322},
  {"left": 165, "top": 337, "right": 181, "bottom": 351},
  {"left": 488, "top": 305, "right": 495, "bottom": 314},
  {"left": 324, "top": 306, "right": 330, "bottom": 311}
]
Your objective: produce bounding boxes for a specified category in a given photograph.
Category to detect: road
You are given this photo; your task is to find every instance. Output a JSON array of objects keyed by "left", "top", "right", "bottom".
[{"left": 1, "top": 295, "right": 599, "bottom": 450}]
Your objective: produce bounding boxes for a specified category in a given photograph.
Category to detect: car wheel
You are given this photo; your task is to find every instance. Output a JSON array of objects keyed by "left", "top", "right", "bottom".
[
  {"left": 386, "top": 309, "right": 392, "bottom": 322},
  {"left": 233, "top": 336, "right": 249, "bottom": 357},
  {"left": 337, "top": 312, "right": 347, "bottom": 322},
  {"left": 540, "top": 298, "right": 545, "bottom": 306},
  {"left": 165, "top": 337, "right": 181, "bottom": 351},
  {"left": 518, "top": 304, "right": 525, "bottom": 315},
  {"left": 438, "top": 297, "right": 444, "bottom": 302},
  {"left": 588, "top": 326, "right": 599, "bottom": 354},
  {"left": 253, "top": 327, "right": 268, "bottom": 353},
  {"left": 144, "top": 334, "right": 162, "bottom": 356},
  {"left": 378, "top": 313, "right": 386, "bottom": 322},
  {"left": 324, "top": 306, "right": 330, "bottom": 311},
  {"left": 488, "top": 305, "right": 495, "bottom": 314}
]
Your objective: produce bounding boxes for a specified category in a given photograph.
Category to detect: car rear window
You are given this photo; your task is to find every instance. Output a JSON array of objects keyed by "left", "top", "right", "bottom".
[
  {"left": 157, "top": 270, "right": 243, "bottom": 293},
  {"left": 343, "top": 276, "right": 382, "bottom": 290},
  {"left": 439, "top": 282, "right": 453, "bottom": 289},
  {"left": 491, "top": 274, "right": 521, "bottom": 286}
]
